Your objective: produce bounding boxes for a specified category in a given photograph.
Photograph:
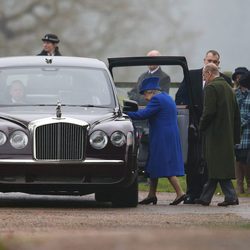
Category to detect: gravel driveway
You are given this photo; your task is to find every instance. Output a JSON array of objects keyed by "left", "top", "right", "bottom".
[{"left": 0, "top": 191, "right": 250, "bottom": 250}]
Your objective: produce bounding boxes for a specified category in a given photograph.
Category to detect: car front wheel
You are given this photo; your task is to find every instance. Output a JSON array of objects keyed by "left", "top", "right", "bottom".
[{"left": 111, "top": 176, "right": 138, "bottom": 208}]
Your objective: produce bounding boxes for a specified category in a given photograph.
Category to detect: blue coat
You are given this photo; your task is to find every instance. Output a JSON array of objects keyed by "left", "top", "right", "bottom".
[{"left": 127, "top": 92, "right": 184, "bottom": 178}]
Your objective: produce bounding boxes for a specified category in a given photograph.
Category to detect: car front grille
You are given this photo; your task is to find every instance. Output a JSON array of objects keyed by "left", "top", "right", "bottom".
[{"left": 34, "top": 122, "right": 87, "bottom": 160}]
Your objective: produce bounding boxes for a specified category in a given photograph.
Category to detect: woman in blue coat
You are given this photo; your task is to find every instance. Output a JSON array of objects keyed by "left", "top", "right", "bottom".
[{"left": 127, "top": 77, "right": 186, "bottom": 205}]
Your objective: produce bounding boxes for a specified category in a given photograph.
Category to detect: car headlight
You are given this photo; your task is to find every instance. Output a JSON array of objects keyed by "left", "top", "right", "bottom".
[
  {"left": 111, "top": 131, "right": 126, "bottom": 147},
  {"left": 0, "top": 131, "right": 7, "bottom": 146},
  {"left": 10, "top": 131, "right": 28, "bottom": 149},
  {"left": 90, "top": 130, "right": 108, "bottom": 149}
]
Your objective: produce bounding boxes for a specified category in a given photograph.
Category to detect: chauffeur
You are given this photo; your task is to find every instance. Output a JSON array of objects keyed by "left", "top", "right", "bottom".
[{"left": 37, "top": 34, "right": 62, "bottom": 56}]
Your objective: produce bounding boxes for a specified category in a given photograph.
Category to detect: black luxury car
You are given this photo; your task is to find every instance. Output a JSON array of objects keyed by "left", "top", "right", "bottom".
[{"left": 0, "top": 56, "right": 139, "bottom": 207}]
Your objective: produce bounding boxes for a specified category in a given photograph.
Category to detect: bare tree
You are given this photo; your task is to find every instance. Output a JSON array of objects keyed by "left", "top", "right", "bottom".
[{"left": 0, "top": 0, "right": 198, "bottom": 59}]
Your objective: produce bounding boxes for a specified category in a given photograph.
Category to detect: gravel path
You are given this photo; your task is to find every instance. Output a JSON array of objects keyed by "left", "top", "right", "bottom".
[{"left": 0, "top": 191, "right": 249, "bottom": 250}]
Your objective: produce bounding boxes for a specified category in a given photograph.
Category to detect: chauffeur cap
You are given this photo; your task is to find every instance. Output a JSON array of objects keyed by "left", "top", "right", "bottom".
[{"left": 139, "top": 77, "right": 161, "bottom": 94}]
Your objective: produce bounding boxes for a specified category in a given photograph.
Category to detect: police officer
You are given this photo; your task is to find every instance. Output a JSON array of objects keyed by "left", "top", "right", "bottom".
[{"left": 37, "top": 34, "right": 62, "bottom": 56}]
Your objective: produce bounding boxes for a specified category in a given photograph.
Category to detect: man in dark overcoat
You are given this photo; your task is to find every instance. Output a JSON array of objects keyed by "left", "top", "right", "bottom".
[
  {"left": 195, "top": 63, "right": 241, "bottom": 206},
  {"left": 175, "top": 50, "right": 232, "bottom": 204}
]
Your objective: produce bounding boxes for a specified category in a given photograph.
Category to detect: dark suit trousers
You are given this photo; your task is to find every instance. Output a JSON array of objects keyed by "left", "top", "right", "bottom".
[
  {"left": 199, "top": 179, "right": 237, "bottom": 203},
  {"left": 185, "top": 134, "right": 208, "bottom": 200},
  {"left": 186, "top": 170, "right": 208, "bottom": 199}
]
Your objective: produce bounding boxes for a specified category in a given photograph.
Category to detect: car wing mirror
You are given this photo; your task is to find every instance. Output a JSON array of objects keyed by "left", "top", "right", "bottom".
[{"left": 123, "top": 99, "right": 138, "bottom": 112}]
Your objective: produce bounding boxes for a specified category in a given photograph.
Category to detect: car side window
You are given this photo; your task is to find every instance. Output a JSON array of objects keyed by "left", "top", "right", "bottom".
[{"left": 112, "top": 65, "right": 183, "bottom": 107}]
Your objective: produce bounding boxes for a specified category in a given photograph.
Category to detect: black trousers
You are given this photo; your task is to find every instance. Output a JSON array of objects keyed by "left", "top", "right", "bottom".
[
  {"left": 186, "top": 168, "right": 208, "bottom": 200},
  {"left": 185, "top": 127, "right": 208, "bottom": 201}
]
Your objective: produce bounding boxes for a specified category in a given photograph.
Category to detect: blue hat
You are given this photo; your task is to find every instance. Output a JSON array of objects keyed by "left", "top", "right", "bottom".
[
  {"left": 139, "top": 77, "right": 161, "bottom": 94},
  {"left": 232, "top": 67, "right": 248, "bottom": 81}
]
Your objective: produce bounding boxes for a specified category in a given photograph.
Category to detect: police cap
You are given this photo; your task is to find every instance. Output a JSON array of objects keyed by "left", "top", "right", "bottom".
[{"left": 42, "top": 34, "right": 60, "bottom": 44}]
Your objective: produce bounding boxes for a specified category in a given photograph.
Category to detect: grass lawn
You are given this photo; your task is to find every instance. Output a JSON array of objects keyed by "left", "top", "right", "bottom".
[
  {"left": 139, "top": 176, "right": 187, "bottom": 192},
  {"left": 139, "top": 176, "right": 250, "bottom": 198}
]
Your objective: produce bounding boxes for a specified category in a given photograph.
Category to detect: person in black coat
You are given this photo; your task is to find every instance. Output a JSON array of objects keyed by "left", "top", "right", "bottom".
[
  {"left": 128, "top": 50, "right": 170, "bottom": 106},
  {"left": 37, "top": 34, "right": 62, "bottom": 56},
  {"left": 175, "top": 50, "right": 232, "bottom": 204}
]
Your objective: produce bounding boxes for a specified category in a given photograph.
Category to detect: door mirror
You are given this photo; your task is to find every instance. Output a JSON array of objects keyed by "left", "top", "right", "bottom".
[{"left": 123, "top": 99, "right": 138, "bottom": 112}]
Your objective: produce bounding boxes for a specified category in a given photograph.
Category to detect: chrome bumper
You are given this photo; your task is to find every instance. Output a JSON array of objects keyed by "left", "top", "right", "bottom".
[{"left": 0, "top": 159, "right": 124, "bottom": 166}]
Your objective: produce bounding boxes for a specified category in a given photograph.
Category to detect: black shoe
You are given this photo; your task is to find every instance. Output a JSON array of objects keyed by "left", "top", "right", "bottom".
[
  {"left": 139, "top": 196, "right": 157, "bottom": 205},
  {"left": 183, "top": 196, "right": 195, "bottom": 204},
  {"left": 217, "top": 199, "right": 239, "bottom": 207},
  {"left": 169, "top": 194, "right": 186, "bottom": 205},
  {"left": 194, "top": 199, "right": 210, "bottom": 206}
]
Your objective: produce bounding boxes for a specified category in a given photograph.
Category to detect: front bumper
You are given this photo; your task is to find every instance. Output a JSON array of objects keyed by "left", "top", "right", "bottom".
[
  {"left": 0, "top": 158, "right": 124, "bottom": 166},
  {"left": 0, "top": 156, "right": 137, "bottom": 194}
]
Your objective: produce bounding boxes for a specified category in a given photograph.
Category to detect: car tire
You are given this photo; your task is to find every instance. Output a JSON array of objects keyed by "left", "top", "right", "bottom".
[
  {"left": 95, "top": 192, "right": 112, "bottom": 202},
  {"left": 112, "top": 176, "right": 138, "bottom": 208}
]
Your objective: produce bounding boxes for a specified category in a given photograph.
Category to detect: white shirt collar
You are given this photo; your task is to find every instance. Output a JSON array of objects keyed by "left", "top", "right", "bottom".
[{"left": 148, "top": 66, "right": 160, "bottom": 74}]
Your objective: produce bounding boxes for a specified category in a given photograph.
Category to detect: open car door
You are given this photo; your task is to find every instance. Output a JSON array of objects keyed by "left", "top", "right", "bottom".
[{"left": 108, "top": 56, "right": 197, "bottom": 175}]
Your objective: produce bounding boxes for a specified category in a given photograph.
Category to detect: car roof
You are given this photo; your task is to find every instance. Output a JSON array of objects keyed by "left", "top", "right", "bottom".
[{"left": 0, "top": 56, "right": 107, "bottom": 69}]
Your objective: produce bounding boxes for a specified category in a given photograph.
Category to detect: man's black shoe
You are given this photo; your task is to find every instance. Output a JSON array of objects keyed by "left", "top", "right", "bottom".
[
  {"left": 183, "top": 196, "right": 195, "bottom": 204},
  {"left": 194, "top": 199, "right": 210, "bottom": 206},
  {"left": 217, "top": 199, "right": 239, "bottom": 207}
]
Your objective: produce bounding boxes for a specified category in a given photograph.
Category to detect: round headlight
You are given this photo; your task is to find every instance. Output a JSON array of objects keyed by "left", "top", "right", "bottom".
[
  {"left": 10, "top": 131, "right": 28, "bottom": 149},
  {"left": 90, "top": 130, "right": 108, "bottom": 149},
  {"left": 0, "top": 131, "right": 7, "bottom": 146},
  {"left": 111, "top": 131, "right": 126, "bottom": 147}
]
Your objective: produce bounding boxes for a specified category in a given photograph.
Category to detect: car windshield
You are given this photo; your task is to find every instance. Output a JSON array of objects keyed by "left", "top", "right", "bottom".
[{"left": 0, "top": 67, "right": 115, "bottom": 107}]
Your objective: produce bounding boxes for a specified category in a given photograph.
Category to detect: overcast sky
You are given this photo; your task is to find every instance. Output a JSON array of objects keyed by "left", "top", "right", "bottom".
[{"left": 183, "top": 0, "right": 249, "bottom": 72}]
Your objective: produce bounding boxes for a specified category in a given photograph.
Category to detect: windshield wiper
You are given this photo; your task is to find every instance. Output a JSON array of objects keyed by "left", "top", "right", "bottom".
[
  {"left": 0, "top": 104, "right": 111, "bottom": 108},
  {"left": 33, "top": 104, "right": 111, "bottom": 108},
  {"left": 78, "top": 104, "right": 110, "bottom": 108}
]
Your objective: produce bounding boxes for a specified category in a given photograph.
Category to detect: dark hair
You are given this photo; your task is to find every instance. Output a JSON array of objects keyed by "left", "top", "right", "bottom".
[
  {"left": 239, "top": 71, "right": 250, "bottom": 89},
  {"left": 232, "top": 67, "right": 248, "bottom": 81},
  {"left": 206, "top": 50, "right": 220, "bottom": 59}
]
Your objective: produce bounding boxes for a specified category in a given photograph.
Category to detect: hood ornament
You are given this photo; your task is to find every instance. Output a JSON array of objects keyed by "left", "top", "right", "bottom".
[
  {"left": 56, "top": 101, "right": 62, "bottom": 118},
  {"left": 45, "top": 58, "right": 52, "bottom": 64}
]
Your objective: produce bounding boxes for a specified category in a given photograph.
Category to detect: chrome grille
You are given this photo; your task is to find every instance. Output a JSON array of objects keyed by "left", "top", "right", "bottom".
[{"left": 34, "top": 122, "right": 86, "bottom": 160}]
